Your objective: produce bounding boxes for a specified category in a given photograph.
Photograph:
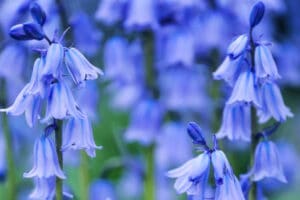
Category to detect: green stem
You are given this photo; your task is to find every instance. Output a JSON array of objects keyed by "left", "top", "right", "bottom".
[
  {"left": 2, "top": 114, "right": 17, "bottom": 200},
  {"left": 55, "top": 120, "right": 63, "bottom": 200},
  {"left": 143, "top": 145, "right": 155, "bottom": 200},
  {"left": 79, "top": 152, "right": 89, "bottom": 200}
]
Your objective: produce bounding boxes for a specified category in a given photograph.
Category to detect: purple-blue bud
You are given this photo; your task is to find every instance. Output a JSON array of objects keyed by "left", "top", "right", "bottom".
[
  {"left": 30, "top": 2, "right": 47, "bottom": 26},
  {"left": 187, "top": 122, "right": 206, "bottom": 146},
  {"left": 249, "top": 1, "right": 265, "bottom": 28},
  {"left": 23, "top": 23, "right": 45, "bottom": 40},
  {"left": 9, "top": 24, "right": 32, "bottom": 40}
]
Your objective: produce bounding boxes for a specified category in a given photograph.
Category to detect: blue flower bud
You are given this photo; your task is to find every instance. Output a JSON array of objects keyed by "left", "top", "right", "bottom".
[
  {"left": 187, "top": 122, "right": 206, "bottom": 146},
  {"left": 23, "top": 23, "right": 45, "bottom": 40},
  {"left": 249, "top": 1, "right": 265, "bottom": 28},
  {"left": 9, "top": 24, "right": 32, "bottom": 40},
  {"left": 30, "top": 2, "right": 46, "bottom": 26}
]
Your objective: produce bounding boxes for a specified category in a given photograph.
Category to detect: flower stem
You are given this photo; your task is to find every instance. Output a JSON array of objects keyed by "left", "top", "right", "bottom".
[
  {"left": 143, "top": 145, "right": 155, "bottom": 200},
  {"left": 55, "top": 120, "right": 63, "bottom": 200},
  {"left": 2, "top": 114, "right": 17, "bottom": 200},
  {"left": 79, "top": 151, "right": 89, "bottom": 200}
]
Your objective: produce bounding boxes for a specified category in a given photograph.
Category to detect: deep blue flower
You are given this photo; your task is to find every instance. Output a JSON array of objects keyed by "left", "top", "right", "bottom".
[
  {"left": 42, "top": 43, "right": 64, "bottom": 80},
  {"left": 227, "top": 70, "right": 260, "bottom": 107},
  {"left": 257, "top": 82, "right": 293, "bottom": 123},
  {"left": 125, "top": 99, "right": 163, "bottom": 145},
  {"left": 43, "top": 81, "right": 84, "bottom": 121},
  {"left": 23, "top": 135, "right": 66, "bottom": 179},
  {"left": 251, "top": 140, "right": 287, "bottom": 183},
  {"left": 124, "top": 0, "right": 158, "bottom": 31},
  {"left": 213, "top": 56, "right": 244, "bottom": 86},
  {"left": 95, "top": 0, "right": 125, "bottom": 25},
  {"left": 216, "top": 104, "right": 251, "bottom": 142},
  {"left": 62, "top": 116, "right": 102, "bottom": 157},
  {"left": 166, "top": 152, "right": 210, "bottom": 196},
  {"left": 255, "top": 44, "right": 281, "bottom": 80},
  {"left": 65, "top": 47, "right": 103, "bottom": 85},
  {"left": 227, "top": 34, "right": 248, "bottom": 59}
]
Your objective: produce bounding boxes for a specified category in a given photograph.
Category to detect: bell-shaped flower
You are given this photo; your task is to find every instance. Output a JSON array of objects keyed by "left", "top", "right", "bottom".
[
  {"left": 166, "top": 153, "right": 210, "bottom": 196},
  {"left": 211, "top": 150, "right": 233, "bottom": 182},
  {"left": 227, "top": 70, "right": 260, "bottom": 107},
  {"left": 95, "top": 0, "right": 125, "bottom": 25},
  {"left": 124, "top": 0, "right": 158, "bottom": 31},
  {"left": 257, "top": 82, "right": 293, "bottom": 123},
  {"left": 41, "top": 43, "right": 64, "bottom": 80},
  {"left": 62, "top": 116, "right": 102, "bottom": 157},
  {"left": 216, "top": 104, "right": 251, "bottom": 142},
  {"left": 65, "top": 47, "right": 103, "bottom": 85},
  {"left": 227, "top": 34, "right": 248, "bottom": 59},
  {"left": 215, "top": 172, "right": 245, "bottom": 200},
  {"left": 251, "top": 140, "right": 287, "bottom": 183},
  {"left": 43, "top": 81, "right": 85, "bottom": 121},
  {"left": 24, "top": 135, "right": 66, "bottom": 179},
  {"left": 255, "top": 44, "right": 281, "bottom": 80},
  {"left": 27, "top": 57, "right": 45, "bottom": 96},
  {"left": 29, "top": 177, "right": 55, "bottom": 199},
  {"left": 125, "top": 99, "right": 163, "bottom": 145},
  {"left": 0, "top": 84, "right": 42, "bottom": 127},
  {"left": 213, "top": 56, "right": 243, "bottom": 86}
]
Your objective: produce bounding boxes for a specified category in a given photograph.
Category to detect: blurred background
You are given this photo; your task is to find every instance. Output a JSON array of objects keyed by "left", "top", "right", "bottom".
[{"left": 0, "top": 0, "right": 299, "bottom": 199}]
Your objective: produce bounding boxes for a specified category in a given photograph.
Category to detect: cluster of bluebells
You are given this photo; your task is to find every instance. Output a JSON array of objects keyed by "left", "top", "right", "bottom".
[
  {"left": 0, "top": 2, "right": 102, "bottom": 199},
  {"left": 167, "top": 122, "right": 245, "bottom": 199},
  {"left": 213, "top": 1, "right": 292, "bottom": 198}
]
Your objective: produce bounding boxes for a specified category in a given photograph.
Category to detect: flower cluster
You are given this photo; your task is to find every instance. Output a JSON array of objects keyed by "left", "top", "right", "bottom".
[{"left": 1, "top": 2, "right": 102, "bottom": 198}]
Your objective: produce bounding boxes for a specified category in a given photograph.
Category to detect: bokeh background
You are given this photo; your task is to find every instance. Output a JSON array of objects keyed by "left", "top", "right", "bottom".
[{"left": 0, "top": 0, "right": 299, "bottom": 199}]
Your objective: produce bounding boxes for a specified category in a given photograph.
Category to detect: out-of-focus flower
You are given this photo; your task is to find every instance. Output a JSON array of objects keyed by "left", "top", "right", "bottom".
[
  {"left": 23, "top": 135, "right": 66, "bottom": 179},
  {"left": 90, "top": 179, "right": 116, "bottom": 200},
  {"left": 95, "top": 0, "right": 126, "bottom": 25},
  {"left": 251, "top": 140, "right": 287, "bottom": 183},
  {"left": 257, "top": 82, "right": 293, "bottom": 123}
]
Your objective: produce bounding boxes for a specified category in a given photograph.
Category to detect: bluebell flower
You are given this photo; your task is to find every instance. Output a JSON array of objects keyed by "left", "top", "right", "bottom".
[
  {"left": 215, "top": 172, "right": 245, "bottom": 200},
  {"left": 89, "top": 179, "right": 117, "bottom": 200},
  {"left": 43, "top": 81, "right": 84, "bottom": 121},
  {"left": 70, "top": 11, "right": 102, "bottom": 56},
  {"left": 213, "top": 56, "right": 244, "bottom": 86},
  {"left": 255, "top": 44, "right": 281, "bottom": 80},
  {"left": 125, "top": 99, "right": 163, "bottom": 145},
  {"left": 227, "top": 70, "right": 261, "bottom": 107},
  {"left": 24, "top": 135, "right": 66, "bottom": 179},
  {"left": 95, "top": 0, "right": 125, "bottom": 25},
  {"left": 257, "top": 82, "right": 293, "bottom": 123},
  {"left": 166, "top": 153, "right": 210, "bottom": 196},
  {"left": 124, "top": 0, "right": 158, "bottom": 31},
  {"left": 211, "top": 150, "right": 233, "bottom": 181},
  {"left": 216, "top": 104, "right": 251, "bottom": 142},
  {"left": 251, "top": 140, "right": 287, "bottom": 183},
  {"left": 227, "top": 34, "right": 248, "bottom": 59},
  {"left": 29, "top": 177, "right": 55, "bottom": 199},
  {"left": 65, "top": 47, "right": 103, "bottom": 85},
  {"left": 42, "top": 43, "right": 64, "bottom": 80},
  {"left": 62, "top": 116, "right": 102, "bottom": 157}
]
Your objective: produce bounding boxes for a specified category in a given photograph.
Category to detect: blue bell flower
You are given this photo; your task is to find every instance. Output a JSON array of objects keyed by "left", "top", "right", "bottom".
[
  {"left": 95, "top": 0, "right": 125, "bottom": 25},
  {"left": 227, "top": 34, "right": 248, "bottom": 59},
  {"left": 166, "top": 152, "right": 210, "bottom": 196},
  {"left": 42, "top": 43, "right": 64, "bottom": 80},
  {"left": 89, "top": 179, "right": 117, "bottom": 200},
  {"left": 216, "top": 104, "right": 251, "bottom": 142},
  {"left": 227, "top": 70, "right": 261, "bottom": 107},
  {"left": 255, "top": 44, "right": 281, "bottom": 80},
  {"left": 62, "top": 116, "right": 102, "bottom": 157},
  {"left": 251, "top": 140, "right": 287, "bottom": 183},
  {"left": 29, "top": 177, "right": 55, "bottom": 199},
  {"left": 65, "top": 47, "right": 103, "bottom": 85},
  {"left": 257, "top": 82, "right": 293, "bottom": 123},
  {"left": 23, "top": 135, "right": 66, "bottom": 179}
]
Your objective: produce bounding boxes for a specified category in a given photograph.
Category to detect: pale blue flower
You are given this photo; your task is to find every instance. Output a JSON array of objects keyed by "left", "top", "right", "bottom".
[
  {"left": 95, "top": 0, "right": 125, "bottom": 25},
  {"left": 255, "top": 44, "right": 281, "bottom": 80},
  {"left": 211, "top": 150, "right": 233, "bottom": 181},
  {"left": 65, "top": 47, "right": 103, "bottom": 85},
  {"left": 166, "top": 153, "right": 210, "bottom": 196},
  {"left": 251, "top": 140, "right": 287, "bottom": 183},
  {"left": 257, "top": 82, "right": 293, "bottom": 123},
  {"left": 227, "top": 70, "right": 260, "bottom": 107},
  {"left": 216, "top": 104, "right": 251, "bottom": 142},
  {"left": 42, "top": 43, "right": 64, "bottom": 80},
  {"left": 24, "top": 135, "right": 66, "bottom": 179},
  {"left": 62, "top": 116, "right": 102, "bottom": 157},
  {"left": 227, "top": 34, "right": 248, "bottom": 59},
  {"left": 90, "top": 179, "right": 116, "bottom": 200},
  {"left": 29, "top": 177, "right": 55, "bottom": 199}
]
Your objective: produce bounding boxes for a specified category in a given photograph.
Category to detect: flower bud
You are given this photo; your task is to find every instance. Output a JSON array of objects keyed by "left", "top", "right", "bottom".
[
  {"left": 30, "top": 2, "right": 47, "bottom": 26},
  {"left": 249, "top": 1, "right": 265, "bottom": 28},
  {"left": 23, "top": 23, "right": 45, "bottom": 40}
]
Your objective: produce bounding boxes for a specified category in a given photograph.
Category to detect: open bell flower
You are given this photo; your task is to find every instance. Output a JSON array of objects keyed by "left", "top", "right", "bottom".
[
  {"left": 227, "top": 34, "right": 248, "bottom": 59},
  {"left": 23, "top": 135, "right": 66, "bottom": 179}
]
